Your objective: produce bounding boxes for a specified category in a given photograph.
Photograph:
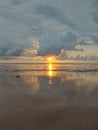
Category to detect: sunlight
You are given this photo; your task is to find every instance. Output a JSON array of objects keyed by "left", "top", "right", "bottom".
[
  {"left": 48, "top": 63, "right": 53, "bottom": 77},
  {"left": 47, "top": 57, "right": 53, "bottom": 61},
  {"left": 49, "top": 63, "right": 52, "bottom": 70},
  {"left": 47, "top": 63, "right": 54, "bottom": 85},
  {"left": 47, "top": 56, "right": 56, "bottom": 62}
]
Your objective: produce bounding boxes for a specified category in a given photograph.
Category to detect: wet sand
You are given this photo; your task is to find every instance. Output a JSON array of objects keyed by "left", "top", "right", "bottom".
[{"left": 0, "top": 63, "right": 98, "bottom": 130}]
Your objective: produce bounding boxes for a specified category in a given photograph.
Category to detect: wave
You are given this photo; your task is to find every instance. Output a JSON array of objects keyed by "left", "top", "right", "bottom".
[
  {"left": 0, "top": 68, "right": 98, "bottom": 72},
  {"left": 0, "top": 62, "right": 98, "bottom": 72}
]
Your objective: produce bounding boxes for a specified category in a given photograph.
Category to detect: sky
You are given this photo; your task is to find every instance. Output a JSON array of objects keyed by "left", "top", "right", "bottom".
[{"left": 0, "top": 0, "right": 98, "bottom": 60}]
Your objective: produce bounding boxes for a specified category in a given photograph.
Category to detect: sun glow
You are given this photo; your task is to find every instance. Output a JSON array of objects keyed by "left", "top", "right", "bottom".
[
  {"left": 46, "top": 55, "right": 56, "bottom": 77},
  {"left": 48, "top": 63, "right": 53, "bottom": 77},
  {"left": 47, "top": 57, "right": 53, "bottom": 61},
  {"left": 47, "top": 56, "right": 56, "bottom": 62},
  {"left": 49, "top": 63, "right": 52, "bottom": 70}
]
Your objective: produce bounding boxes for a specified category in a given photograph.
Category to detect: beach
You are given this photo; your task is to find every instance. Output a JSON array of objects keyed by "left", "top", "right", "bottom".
[{"left": 0, "top": 63, "right": 98, "bottom": 130}]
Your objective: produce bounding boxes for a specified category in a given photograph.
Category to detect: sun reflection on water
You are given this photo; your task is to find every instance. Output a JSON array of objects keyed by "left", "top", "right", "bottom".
[
  {"left": 46, "top": 56, "right": 56, "bottom": 78},
  {"left": 48, "top": 63, "right": 53, "bottom": 77},
  {"left": 48, "top": 63, "right": 53, "bottom": 84},
  {"left": 9, "top": 63, "right": 98, "bottom": 95}
]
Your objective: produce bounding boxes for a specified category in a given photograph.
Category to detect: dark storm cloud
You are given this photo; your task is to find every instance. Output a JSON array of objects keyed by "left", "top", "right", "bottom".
[
  {"left": 63, "top": 32, "right": 77, "bottom": 48},
  {"left": 35, "top": 4, "right": 75, "bottom": 27},
  {"left": 88, "top": 35, "right": 98, "bottom": 44},
  {"left": 38, "top": 31, "right": 78, "bottom": 55},
  {"left": 94, "top": 0, "right": 98, "bottom": 6},
  {"left": 11, "top": 0, "right": 21, "bottom": 6},
  {"left": 92, "top": 0, "right": 98, "bottom": 24},
  {"left": 10, "top": 0, "right": 27, "bottom": 6},
  {"left": 0, "top": 0, "right": 98, "bottom": 58}
]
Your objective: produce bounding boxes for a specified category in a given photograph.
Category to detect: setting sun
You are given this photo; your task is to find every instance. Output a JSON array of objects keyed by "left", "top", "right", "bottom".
[
  {"left": 47, "top": 57, "right": 53, "bottom": 61},
  {"left": 47, "top": 56, "right": 56, "bottom": 62}
]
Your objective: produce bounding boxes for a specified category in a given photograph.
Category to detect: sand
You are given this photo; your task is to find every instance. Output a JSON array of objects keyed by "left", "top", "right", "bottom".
[{"left": 0, "top": 63, "right": 98, "bottom": 130}]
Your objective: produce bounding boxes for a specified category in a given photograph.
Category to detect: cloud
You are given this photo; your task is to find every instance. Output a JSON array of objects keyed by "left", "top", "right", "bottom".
[
  {"left": 58, "top": 42, "right": 98, "bottom": 60},
  {"left": 92, "top": 0, "right": 98, "bottom": 24},
  {"left": 0, "top": 0, "right": 98, "bottom": 59},
  {"left": 35, "top": 4, "right": 75, "bottom": 27},
  {"left": 10, "top": 0, "right": 22, "bottom": 6}
]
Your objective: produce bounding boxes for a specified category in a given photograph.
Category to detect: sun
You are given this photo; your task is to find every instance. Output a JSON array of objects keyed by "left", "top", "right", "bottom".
[
  {"left": 47, "top": 57, "right": 54, "bottom": 61},
  {"left": 47, "top": 56, "right": 56, "bottom": 62}
]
